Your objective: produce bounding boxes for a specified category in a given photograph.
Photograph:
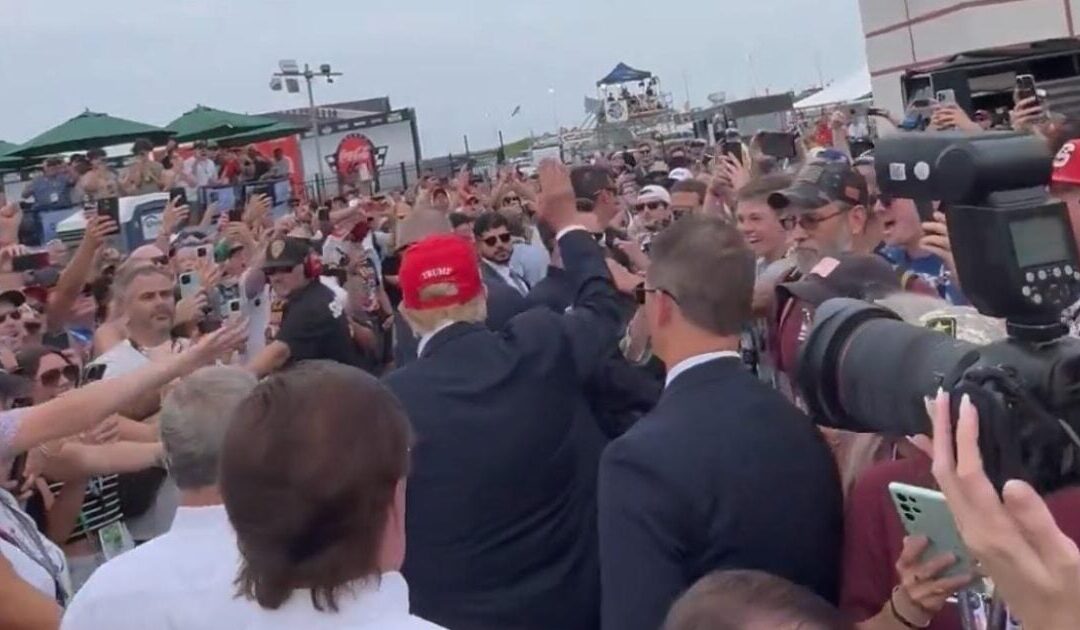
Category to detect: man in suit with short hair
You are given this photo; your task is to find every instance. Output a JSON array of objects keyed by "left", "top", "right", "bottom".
[
  {"left": 385, "top": 160, "right": 622, "bottom": 630},
  {"left": 598, "top": 215, "right": 843, "bottom": 630}
]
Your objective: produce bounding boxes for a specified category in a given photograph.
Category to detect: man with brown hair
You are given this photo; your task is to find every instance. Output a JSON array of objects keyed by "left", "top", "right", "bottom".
[
  {"left": 663, "top": 570, "right": 851, "bottom": 630},
  {"left": 736, "top": 174, "right": 793, "bottom": 271},
  {"left": 221, "top": 361, "right": 444, "bottom": 629},
  {"left": 385, "top": 159, "right": 621, "bottom": 630},
  {"left": 598, "top": 214, "right": 842, "bottom": 630},
  {"left": 670, "top": 178, "right": 708, "bottom": 216}
]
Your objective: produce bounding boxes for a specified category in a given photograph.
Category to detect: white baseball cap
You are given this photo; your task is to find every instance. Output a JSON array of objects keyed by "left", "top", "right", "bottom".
[
  {"left": 668, "top": 168, "right": 693, "bottom": 182},
  {"left": 636, "top": 185, "right": 671, "bottom": 206}
]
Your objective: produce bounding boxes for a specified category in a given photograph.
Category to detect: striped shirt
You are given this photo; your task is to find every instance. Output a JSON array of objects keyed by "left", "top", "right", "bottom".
[{"left": 48, "top": 475, "right": 122, "bottom": 543}]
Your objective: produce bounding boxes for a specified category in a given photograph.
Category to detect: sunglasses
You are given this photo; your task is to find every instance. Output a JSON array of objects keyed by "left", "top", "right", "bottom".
[
  {"left": 503, "top": 196, "right": 521, "bottom": 205},
  {"left": 39, "top": 364, "right": 79, "bottom": 388},
  {"left": 0, "top": 311, "right": 22, "bottom": 324},
  {"left": 635, "top": 201, "right": 666, "bottom": 212},
  {"left": 483, "top": 233, "right": 513, "bottom": 247},
  {"left": 264, "top": 265, "right": 296, "bottom": 276},
  {"left": 779, "top": 209, "right": 845, "bottom": 231},
  {"left": 633, "top": 284, "right": 677, "bottom": 305}
]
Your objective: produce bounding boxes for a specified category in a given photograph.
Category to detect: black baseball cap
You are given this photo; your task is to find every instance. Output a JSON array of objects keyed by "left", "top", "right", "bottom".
[
  {"left": 768, "top": 160, "right": 869, "bottom": 213},
  {"left": 262, "top": 237, "right": 310, "bottom": 271}
]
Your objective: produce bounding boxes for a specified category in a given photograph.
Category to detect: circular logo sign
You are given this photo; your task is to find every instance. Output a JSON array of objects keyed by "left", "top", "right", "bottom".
[{"left": 335, "top": 134, "right": 375, "bottom": 179}]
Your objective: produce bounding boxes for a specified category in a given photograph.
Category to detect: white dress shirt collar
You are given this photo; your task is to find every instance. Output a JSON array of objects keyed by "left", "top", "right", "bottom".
[
  {"left": 416, "top": 320, "right": 457, "bottom": 357},
  {"left": 664, "top": 351, "right": 741, "bottom": 388},
  {"left": 243, "top": 572, "right": 444, "bottom": 629},
  {"left": 482, "top": 259, "right": 528, "bottom": 296},
  {"left": 168, "top": 504, "right": 231, "bottom": 534}
]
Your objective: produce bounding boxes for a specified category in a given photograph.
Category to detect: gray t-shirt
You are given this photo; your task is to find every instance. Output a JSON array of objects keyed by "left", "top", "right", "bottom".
[{"left": 89, "top": 341, "right": 178, "bottom": 542}]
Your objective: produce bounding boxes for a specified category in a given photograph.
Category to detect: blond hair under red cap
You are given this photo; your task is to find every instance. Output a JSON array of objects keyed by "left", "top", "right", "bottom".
[{"left": 399, "top": 234, "right": 484, "bottom": 310}]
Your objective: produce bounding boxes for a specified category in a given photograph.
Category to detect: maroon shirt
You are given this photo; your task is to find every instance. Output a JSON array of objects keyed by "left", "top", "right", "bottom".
[{"left": 840, "top": 456, "right": 1080, "bottom": 629}]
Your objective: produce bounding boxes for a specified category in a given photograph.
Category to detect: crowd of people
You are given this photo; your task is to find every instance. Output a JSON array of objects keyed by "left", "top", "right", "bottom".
[
  {"left": 0, "top": 81, "right": 1079, "bottom": 630},
  {"left": 19, "top": 139, "right": 291, "bottom": 212}
]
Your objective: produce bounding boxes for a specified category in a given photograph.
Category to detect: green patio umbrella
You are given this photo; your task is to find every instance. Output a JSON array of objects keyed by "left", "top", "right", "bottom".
[
  {"left": 214, "top": 120, "right": 308, "bottom": 147},
  {"left": 164, "top": 105, "right": 280, "bottom": 143},
  {"left": 10, "top": 110, "right": 174, "bottom": 158},
  {"left": 0, "top": 141, "right": 34, "bottom": 172}
]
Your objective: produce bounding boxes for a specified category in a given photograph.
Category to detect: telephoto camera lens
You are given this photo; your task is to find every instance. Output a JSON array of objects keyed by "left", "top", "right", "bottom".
[{"left": 796, "top": 298, "right": 977, "bottom": 437}]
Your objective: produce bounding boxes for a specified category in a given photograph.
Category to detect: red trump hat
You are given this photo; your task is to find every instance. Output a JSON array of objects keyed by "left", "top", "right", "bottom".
[
  {"left": 1053, "top": 139, "right": 1080, "bottom": 186},
  {"left": 399, "top": 234, "right": 484, "bottom": 310}
]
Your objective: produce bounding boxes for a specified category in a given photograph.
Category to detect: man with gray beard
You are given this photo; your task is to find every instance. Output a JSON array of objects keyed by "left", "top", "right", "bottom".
[{"left": 766, "top": 159, "right": 872, "bottom": 276}]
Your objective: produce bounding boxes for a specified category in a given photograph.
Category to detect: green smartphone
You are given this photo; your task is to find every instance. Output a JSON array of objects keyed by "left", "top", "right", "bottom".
[{"left": 888, "top": 482, "right": 976, "bottom": 582}]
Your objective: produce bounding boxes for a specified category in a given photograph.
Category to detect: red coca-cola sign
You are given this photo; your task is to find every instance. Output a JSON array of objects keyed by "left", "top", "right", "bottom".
[{"left": 335, "top": 133, "right": 375, "bottom": 180}]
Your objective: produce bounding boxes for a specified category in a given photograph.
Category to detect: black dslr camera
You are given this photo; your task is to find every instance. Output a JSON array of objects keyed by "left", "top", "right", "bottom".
[{"left": 797, "top": 132, "right": 1080, "bottom": 493}]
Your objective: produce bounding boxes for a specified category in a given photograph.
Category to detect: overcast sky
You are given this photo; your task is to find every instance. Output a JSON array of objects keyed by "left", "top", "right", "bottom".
[{"left": 2, "top": 0, "right": 867, "bottom": 156}]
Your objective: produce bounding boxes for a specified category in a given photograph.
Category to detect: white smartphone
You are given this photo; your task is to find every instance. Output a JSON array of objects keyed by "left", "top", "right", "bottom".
[
  {"left": 936, "top": 89, "right": 956, "bottom": 104},
  {"left": 888, "top": 482, "right": 976, "bottom": 581},
  {"left": 178, "top": 271, "right": 201, "bottom": 301}
]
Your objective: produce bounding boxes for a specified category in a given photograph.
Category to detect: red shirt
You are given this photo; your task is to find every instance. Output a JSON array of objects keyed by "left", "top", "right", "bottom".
[{"left": 840, "top": 456, "right": 1080, "bottom": 629}]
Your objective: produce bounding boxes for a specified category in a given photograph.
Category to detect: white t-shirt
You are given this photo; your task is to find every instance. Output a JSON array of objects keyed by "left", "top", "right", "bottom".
[
  {"left": 61, "top": 505, "right": 242, "bottom": 630},
  {"left": 182, "top": 157, "right": 217, "bottom": 188},
  {"left": 0, "top": 487, "right": 70, "bottom": 602}
]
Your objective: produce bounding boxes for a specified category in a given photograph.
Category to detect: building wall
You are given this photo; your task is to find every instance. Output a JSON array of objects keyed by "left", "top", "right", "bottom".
[
  {"left": 296, "top": 110, "right": 421, "bottom": 193},
  {"left": 858, "top": 0, "right": 1075, "bottom": 112}
]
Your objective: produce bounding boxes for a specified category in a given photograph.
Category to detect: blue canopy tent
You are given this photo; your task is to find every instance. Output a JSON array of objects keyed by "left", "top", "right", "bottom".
[{"left": 597, "top": 62, "right": 653, "bottom": 86}]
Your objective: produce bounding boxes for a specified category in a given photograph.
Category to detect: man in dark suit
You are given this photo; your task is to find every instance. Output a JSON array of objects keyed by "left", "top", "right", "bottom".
[
  {"left": 475, "top": 212, "right": 531, "bottom": 296},
  {"left": 598, "top": 215, "right": 843, "bottom": 630},
  {"left": 385, "top": 160, "right": 621, "bottom": 630}
]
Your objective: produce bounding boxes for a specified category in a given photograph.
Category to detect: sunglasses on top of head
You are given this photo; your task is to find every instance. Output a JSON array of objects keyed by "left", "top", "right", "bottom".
[{"left": 483, "top": 233, "right": 513, "bottom": 247}]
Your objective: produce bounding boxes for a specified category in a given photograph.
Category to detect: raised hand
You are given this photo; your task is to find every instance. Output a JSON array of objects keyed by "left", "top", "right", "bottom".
[
  {"left": 0, "top": 203, "right": 23, "bottom": 248},
  {"left": 931, "top": 104, "right": 981, "bottom": 132},
  {"left": 175, "top": 292, "right": 209, "bottom": 326},
  {"left": 536, "top": 159, "right": 576, "bottom": 233},
  {"left": 161, "top": 196, "right": 191, "bottom": 236},
  {"left": 195, "top": 257, "right": 223, "bottom": 291},
  {"left": 243, "top": 193, "right": 272, "bottom": 226},
  {"left": 605, "top": 258, "right": 644, "bottom": 295},
  {"left": 184, "top": 316, "right": 249, "bottom": 367},
  {"left": 1010, "top": 96, "right": 1046, "bottom": 134},
  {"left": 83, "top": 214, "right": 118, "bottom": 250}
]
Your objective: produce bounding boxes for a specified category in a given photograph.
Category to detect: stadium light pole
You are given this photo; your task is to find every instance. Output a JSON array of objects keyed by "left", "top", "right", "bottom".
[{"left": 271, "top": 60, "right": 343, "bottom": 194}]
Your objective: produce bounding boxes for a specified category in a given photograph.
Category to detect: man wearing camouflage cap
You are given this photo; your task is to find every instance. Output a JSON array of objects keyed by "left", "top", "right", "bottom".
[{"left": 767, "top": 159, "right": 875, "bottom": 276}]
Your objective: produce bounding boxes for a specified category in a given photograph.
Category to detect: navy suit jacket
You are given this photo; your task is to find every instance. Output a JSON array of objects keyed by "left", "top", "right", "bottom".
[
  {"left": 385, "top": 230, "right": 621, "bottom": 630},
  {"left": 598, "top": 357, "right": 843, "bottom": 630}
]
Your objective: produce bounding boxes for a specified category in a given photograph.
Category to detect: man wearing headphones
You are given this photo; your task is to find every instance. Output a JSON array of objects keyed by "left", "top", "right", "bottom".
[{"left": 247, "top": 237, "right": 362, "bottom": 375}]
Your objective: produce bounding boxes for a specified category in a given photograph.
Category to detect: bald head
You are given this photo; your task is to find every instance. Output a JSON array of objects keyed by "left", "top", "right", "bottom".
[{"left": 130, "top": 244, "right": 166, "bottom": 261}]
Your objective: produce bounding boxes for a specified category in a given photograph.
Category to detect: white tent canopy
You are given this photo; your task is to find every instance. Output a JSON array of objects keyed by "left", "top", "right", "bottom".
[{"left": 795, "top": 65, "right": 873, "bottom": 109}]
